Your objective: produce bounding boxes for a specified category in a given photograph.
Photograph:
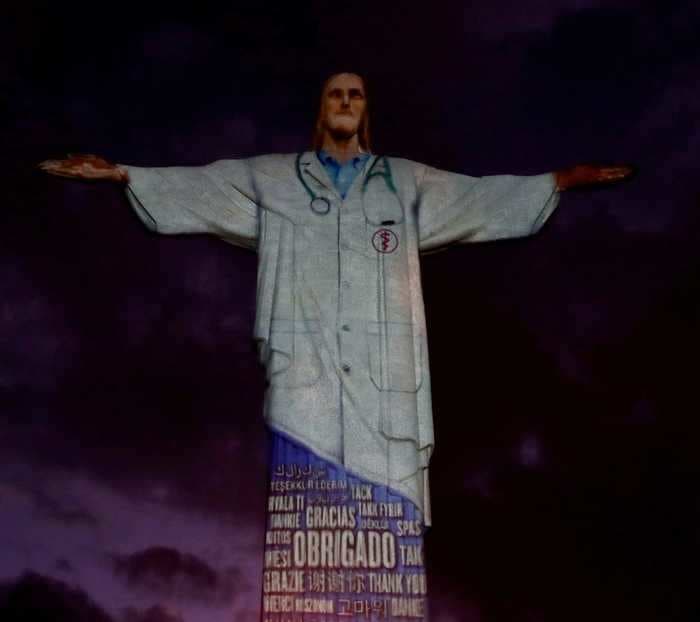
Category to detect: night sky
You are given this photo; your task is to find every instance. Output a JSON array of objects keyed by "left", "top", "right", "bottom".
[{"left": 2, "top": 1, "right": 700, "bottom": 621}]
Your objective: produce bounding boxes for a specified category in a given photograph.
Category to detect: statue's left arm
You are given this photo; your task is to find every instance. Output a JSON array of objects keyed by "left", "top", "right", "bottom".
[{"left": 416, "top": 162, "right": 633, "bottom": 252}]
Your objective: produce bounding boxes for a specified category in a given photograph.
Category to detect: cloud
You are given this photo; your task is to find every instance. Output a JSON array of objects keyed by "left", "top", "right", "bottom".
[
  {"left": 0, "top": 460, "right": 262, "bottom": 622},
  {"left": 112, "top": 547, "right": 242, "bottom": 605},
  {"left": 0, "top": 264, "right": 80, "bottom": 393},
  {"left": 54, "top": 558, "right": 75, "bottom": 574},
  {"left": 0, "top": 572, "right": 114, "bottom": 622},
  {"left": 32, "top": 488, "right": 100, "bottom": 527}
]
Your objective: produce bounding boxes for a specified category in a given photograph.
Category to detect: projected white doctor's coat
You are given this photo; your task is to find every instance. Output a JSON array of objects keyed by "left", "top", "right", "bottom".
[{"left": 124, "top": 152, "right": 560, "bottom": 525}]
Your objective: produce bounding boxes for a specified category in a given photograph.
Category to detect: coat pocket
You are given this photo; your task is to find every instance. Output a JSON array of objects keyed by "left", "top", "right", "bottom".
[
  {"left": 268, "top": 319, "right": 323, "bottom": 388},
  {"left": 367, "top": 321, "right": 423, "bottom": 393}
]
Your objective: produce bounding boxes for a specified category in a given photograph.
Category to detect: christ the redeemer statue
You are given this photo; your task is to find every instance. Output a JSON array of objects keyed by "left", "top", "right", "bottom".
[{"left": 41, "top": 72, "right": 632, "bottom": 621}]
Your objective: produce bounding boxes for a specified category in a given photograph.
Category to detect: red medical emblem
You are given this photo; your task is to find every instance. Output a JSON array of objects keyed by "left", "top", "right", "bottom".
[{"left": 372, "top": 228, "right": 399, "bottom": 253}]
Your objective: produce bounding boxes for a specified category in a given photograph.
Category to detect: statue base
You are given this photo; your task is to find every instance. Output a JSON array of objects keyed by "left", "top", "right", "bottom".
[{"left": 261, "top": 429, "right": 429, "bottom": 621}]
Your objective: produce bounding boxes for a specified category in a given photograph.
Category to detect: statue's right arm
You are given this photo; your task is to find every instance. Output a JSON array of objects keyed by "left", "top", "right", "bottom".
[
  {"left": 39, "top": 154, "right": 258, "bottom": 250},
  {"left": 39, "top": 154, "right": 129, "bottom": 183}
]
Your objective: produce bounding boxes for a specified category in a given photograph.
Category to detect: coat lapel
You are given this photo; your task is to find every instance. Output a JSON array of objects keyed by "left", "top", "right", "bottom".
[
  {"left": 298, "top": 151, "right": 377, "bottom": 202},
  {"left": 298, "top": 151, "right": 340, "bottom": 201}
]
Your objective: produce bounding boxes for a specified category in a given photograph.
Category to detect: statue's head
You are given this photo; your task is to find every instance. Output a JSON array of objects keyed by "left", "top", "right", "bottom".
[{"left": 313, "top": 72, "right": 371, "bottom": 151}]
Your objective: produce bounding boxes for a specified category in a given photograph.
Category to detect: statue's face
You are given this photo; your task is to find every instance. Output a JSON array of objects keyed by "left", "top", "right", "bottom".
[{"left": 321, "top": 73, "right": 367, "bottom": 141}]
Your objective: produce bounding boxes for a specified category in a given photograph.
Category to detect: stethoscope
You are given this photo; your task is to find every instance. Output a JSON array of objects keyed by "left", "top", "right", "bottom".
[{"left": 295, "top": 152, "right": 404, "bottom": 224}]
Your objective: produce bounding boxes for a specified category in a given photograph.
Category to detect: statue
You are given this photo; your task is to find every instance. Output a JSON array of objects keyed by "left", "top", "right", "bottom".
[{"left": 40, "top": 72, "right": 632, "bottom": 621}]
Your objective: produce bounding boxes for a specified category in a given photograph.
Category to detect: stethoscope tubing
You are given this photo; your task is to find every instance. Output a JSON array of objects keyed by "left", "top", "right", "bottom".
[{"left": 295, "top": 152, "right": 404, "bottom": 224}]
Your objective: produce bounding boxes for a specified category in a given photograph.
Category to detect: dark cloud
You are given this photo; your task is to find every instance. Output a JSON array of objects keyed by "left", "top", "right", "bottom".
[
  {"left": 54, "top": 559, "right": 75, "bottom": 574},
  {"left": 32, "top": 488, "right": 100, "bottom": 527},
  {"left": 517, "top": 1, "right": 700, "bottom": 166},
  {"left": 0, "top": 236, "right": 268, "bottom": 522},
  {"left": 0, "top": 463, "right": 99, "bottom": 527},
  {"left": 0, "top": 265, "right": 81, "bottom": 393},
  {"left": 112, "top": 547, "right": 243, "bottom": 604},
  {"left": 0, "top": 572, "right": 113, "bottom": 622}
]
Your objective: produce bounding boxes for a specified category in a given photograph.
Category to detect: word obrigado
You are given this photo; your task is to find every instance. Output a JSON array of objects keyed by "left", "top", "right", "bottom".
[{"left": 291, "top": 529, "right": 397, "bottom": 569}]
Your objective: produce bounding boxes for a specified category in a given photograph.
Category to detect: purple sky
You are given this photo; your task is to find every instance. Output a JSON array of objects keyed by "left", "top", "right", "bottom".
[{"left": 2, "top": 1, "right": 700, "bottom": 621}]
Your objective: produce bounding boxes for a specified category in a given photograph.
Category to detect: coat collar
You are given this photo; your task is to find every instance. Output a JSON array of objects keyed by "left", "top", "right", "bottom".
[{"left": 297, "top": 151, "right": 377, "bottom": 201}]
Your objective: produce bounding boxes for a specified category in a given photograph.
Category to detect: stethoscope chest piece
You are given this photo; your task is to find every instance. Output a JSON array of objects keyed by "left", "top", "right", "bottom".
[{"left": 310, "top": 196, "right": 331, "bottom": 215}]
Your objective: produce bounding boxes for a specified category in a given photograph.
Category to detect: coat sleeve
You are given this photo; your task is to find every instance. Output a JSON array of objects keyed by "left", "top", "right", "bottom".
[
  {"left": 122, "top": 159, "right": 258, "bottom": 250},
  {"left": 416, "top": 163, "right": 560, "bottom": 252}
]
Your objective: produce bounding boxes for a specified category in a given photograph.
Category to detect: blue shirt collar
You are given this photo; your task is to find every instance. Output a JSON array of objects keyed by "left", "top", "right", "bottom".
[{"left": 317, "top": 149, "right": 371, "bottom": 168}]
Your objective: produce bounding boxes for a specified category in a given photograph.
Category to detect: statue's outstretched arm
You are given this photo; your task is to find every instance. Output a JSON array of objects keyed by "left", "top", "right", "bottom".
[
  {"left": 39, "top": 154, "right": 129, "bottom": 183},
  {"left": 555, "top": 164, "right": 635, "bottom": 191},
  {"left": 41, "top": 153, "right": 258, "bottom": 248},
  {"left": 416, "top": 160, "right": 636, "bottom": 251}
]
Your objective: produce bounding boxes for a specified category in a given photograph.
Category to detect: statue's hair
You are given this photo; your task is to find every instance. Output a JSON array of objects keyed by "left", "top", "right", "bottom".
[{"left": 312, "top": 73, "right": 371, "bottom": 152}]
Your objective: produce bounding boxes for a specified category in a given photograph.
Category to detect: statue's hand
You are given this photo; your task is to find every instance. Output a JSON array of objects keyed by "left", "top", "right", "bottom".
[
  {"left": 38, "top": 154, "right": 129, "bottom": 183},
  {"left": 555, "top": 164, "right": 635, "bottom": 191}
]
